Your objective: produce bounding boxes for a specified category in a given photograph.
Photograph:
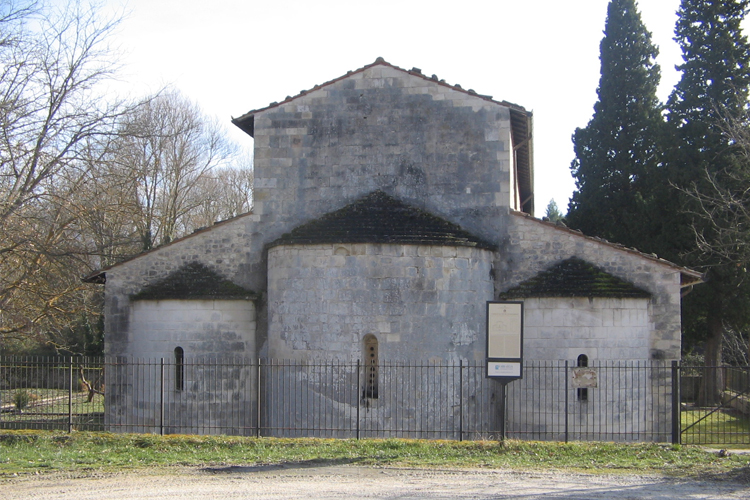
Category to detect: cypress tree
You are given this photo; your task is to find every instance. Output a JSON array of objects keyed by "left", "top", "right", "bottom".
[
  {"left": 544, "top": 199, "right": 564, "bottom": 223},
  {"left": 665, "top": 0, "right": 750, "bottom": 402},
  {"left": 567, "top": 0, "right": 664, "bottom": 249},
  {"left": 668, "top": 0, "right": 750, "bottom": 155}
]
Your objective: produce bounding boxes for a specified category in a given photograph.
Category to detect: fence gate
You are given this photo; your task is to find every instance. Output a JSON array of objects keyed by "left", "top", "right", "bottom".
[{"left": 679, "top": 365, "right": 750, "bottom": 446}]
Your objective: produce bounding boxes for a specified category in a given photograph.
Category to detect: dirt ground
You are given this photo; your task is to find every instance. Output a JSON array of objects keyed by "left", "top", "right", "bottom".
[{"left": 2, "top": 464, "right": 750, "bottom": 499}]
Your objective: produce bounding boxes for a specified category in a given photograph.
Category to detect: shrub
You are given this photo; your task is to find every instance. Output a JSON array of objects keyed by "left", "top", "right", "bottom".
[{"left": 13, "top": 389, "right": 30, "bottom": 411}]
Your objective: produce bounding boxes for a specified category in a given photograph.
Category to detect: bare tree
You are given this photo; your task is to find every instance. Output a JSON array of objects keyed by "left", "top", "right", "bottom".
[
  {"left": 109, "top": 91, "right": 235, "bottom": 250},
  {"left": 182, "top": 156, "right": 254, "bottom": 231},
  {"left": 0, "top": 2, "right": 249, "bottom": 352},
  {"left": 682, "top": 109, "right": 750, "bottom": 367},
  {"left": 0, "top": 0, "right": 125, "bottom": 345}
]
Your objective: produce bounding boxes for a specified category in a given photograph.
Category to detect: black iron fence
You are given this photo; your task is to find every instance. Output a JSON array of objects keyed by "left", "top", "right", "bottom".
[
  {"left": 1, "top": 356, "right": 748, "bottom": 444},
  {"left": 678, "top": 365, "right": 750, "bottom": 446},
  {"left": 0, "top": 357, "right": 103, "bottom": 432}
]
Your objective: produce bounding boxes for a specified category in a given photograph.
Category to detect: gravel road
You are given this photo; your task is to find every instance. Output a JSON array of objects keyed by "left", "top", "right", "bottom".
[{"left": 2, "top": 464, "right": 749, "bottom": 499}]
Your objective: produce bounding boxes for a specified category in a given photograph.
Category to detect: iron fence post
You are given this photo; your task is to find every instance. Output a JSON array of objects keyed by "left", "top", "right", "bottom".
[
  {"left": 459, "top": 359, "right": 463, "bottom": 442},
  {"left": 160, "top": 358, "right": 165, "bottom": 436},
  {"left": 499, "top": 382, "right": 506, "bottom": 442},
  {"left": 356, "top": 359, "right": 360, "bottom": 440},
  {"left": 256, "top": 358, "right": 262, "bottom": 438},
  {"left": 564, "top": 360, "right": 569, "bottom": 443},
  {"left": 672, "top": 360, "right": 681, "bottom": 445},
  {"left": 68, "top": 357, "right": 73, "bottom": 433}
]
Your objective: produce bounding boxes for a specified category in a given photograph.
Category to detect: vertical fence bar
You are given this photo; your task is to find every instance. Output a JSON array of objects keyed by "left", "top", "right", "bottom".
[
  {"left": 672, "top": 360, "right": 681, "bottom": 445},
  {"left": 459, "top": 360, "right": 464, "bottom": 442},
  {"left": 564, "top": 360, "right": 569, "bottom": 443},
  {"left": 159, "top": 358, "right": 165, "bottom": 436},
  {"left": 256, "top": 358, "right": 261, "bottom": 438},
  {"left": 68, "top": 357, "right": 73, "bottom": 433},
  {"left": 356, "top": 359, "right": 360, "bottom": 440}
]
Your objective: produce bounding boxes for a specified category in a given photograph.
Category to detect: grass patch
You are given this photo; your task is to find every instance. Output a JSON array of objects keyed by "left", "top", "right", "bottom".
[
  {"left": 681, "top": 409, "right": 750, "bottom": 447},
  {"left": 0, "top": 430, "right": 748, "bottom": 478}
]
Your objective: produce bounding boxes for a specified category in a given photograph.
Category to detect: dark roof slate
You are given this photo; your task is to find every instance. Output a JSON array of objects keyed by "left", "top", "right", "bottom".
[
  {"left": 499, "top": 257, "right": 651, "bottom": 299},
  {"left": 270, "top": 190, "right": 495, "bottom": 250},
  {"left": 131, "top": 262, "right": 258, "bottom": 301}
]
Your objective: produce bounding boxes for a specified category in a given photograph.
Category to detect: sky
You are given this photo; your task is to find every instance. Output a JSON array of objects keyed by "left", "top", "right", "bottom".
[{"left": 97, "top": 0, "right": 688, "bottom": 216}]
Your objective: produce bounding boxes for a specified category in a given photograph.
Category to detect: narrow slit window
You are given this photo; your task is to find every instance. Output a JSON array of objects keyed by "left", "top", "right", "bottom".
[
  {"left": 363, "top": 334, "right": 379, "bottom": 399},
  {"left": 577, "top": 354, "right": 588, "bottom": 402},
  {"left": 175, "top": 347, "right": 184, "bottom": 391}
]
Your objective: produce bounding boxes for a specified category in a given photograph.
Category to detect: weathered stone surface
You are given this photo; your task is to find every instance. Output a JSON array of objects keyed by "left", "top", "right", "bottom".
[
  {"left": 96, "top": 59, "right": 699, "bottom": 439},
  {"left": 267, "top": 242, "right": 494, "bottom": 362},
  {"left": 500, "top": 213, "right": 684, "bottom": 360}
]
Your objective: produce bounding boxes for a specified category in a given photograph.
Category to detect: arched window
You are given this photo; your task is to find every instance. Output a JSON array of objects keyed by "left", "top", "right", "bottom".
[
  {"left": 577, "top": 354, "right": 588, "bottom": 402},
  {"left": 363, "top": 334, "right": 379, "bottom": 399},
  {"left": 174, "top": 347, "right": 184, "bottom": 391}
]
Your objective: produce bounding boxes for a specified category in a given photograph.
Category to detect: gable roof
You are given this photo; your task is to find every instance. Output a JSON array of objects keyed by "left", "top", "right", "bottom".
[
  {"left": 232, "top": 58, "right": 534, "bottom": 215},
  {"left": 510, "top": 210, "right": 704, "bottom": 288},
  {"left": 81, "top": 211, "right": 257, "bottom": 285},
  {"left": 131, "top": 262, "right": 258, "bottom": 301},
  {"left": 269, "top": 190, "right": 495, "bottom": 250},
  {"left": 499, "top": 257, "right": 651, "bottom": 299}
]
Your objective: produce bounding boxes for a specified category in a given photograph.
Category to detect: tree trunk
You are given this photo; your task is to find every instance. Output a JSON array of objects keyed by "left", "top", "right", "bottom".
[{"left": 698, "top": 312, "right": 724, "bottom": 406}]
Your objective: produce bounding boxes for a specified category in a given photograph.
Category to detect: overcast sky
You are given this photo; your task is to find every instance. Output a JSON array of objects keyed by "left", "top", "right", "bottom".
[{"left": 99, "top": 0, "right": 690, "bottom": 216}]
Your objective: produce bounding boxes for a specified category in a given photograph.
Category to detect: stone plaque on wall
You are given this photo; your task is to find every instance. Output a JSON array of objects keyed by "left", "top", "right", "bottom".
[{"left": 571, "top": 368, "right": 598, "bottom": 388}]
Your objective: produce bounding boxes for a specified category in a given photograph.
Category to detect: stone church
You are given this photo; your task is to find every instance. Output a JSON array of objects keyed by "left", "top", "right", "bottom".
[{"left": 85, "top": 58, "right": 702, "bottom": 438}]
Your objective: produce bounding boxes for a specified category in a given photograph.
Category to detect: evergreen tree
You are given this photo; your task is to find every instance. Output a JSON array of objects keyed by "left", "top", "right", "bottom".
[
  {"left": 665, "top": 0, "right": 750, "bottom": 402},
  {"left": 544, "top": 199, "right": 564, "bottom": 223},
  {"left": 567, "top": 0, "right": 664, "bottom": 249}
]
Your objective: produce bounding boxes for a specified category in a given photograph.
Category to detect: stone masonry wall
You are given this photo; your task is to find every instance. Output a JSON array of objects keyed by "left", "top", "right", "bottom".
[
  {"left": 523, "top": 297, "right": 652, "bottom": 361},
  {"left": 267, "top": 242, "right": 495, "bottom": 362},
  {"left": 501, "top": 213, "right": 683, "bottom": 360},
  {"left": 104, "top": 299, "right": 257, "bottom": 435},
  {"left": 252, "top": 64, "right": 515, "bottom": 247},
  {"left": 127, "top": 299, "right": 256, "bottom": 359},
  {"left": 103, "top": 214, "right": 260, "bottom": 357}
]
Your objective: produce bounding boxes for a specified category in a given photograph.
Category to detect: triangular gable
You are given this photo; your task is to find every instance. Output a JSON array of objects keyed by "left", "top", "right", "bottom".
[
  {"left": 231, "top": 58, "right": 529, "bottom": 134},
  {"left": 231, "top": 58, "right": 534, "bottom": 214},
  {"left": 509, "top": 210, "right": 704, "bottom": 288},
  {"left": 499, "top": 257, "right": 651, "bottom": 299},
  {"left": 131, "top": 262, "right": 258, "bottom": 301},
  {"left": 269, "top": 190, "right": 495, "bottom": 250}
]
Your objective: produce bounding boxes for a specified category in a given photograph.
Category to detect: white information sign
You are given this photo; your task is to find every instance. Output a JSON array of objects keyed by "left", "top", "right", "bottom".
[
  {"left": 487, "top": 361, "right": 521, "bottom": 377},
  {"left": 487, "top": 302, "right": 522, "bottom": 359}
]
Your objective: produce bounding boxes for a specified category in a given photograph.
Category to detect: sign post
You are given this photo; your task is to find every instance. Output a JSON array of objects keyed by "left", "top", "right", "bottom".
[{"left": 486, "top": 301, "right": 524, "bottom": 440}]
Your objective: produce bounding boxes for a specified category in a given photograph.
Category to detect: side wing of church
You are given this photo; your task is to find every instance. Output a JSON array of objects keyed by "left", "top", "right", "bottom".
[{"left": 85, "top": 59, "right": 702, "bottom": 438}]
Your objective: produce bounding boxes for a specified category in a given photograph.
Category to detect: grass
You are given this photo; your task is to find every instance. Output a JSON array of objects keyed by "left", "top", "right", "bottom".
[
  {"left": 0, "top": 430, "right": 749, "bottom": 479},
  {"left": 0, "top": 390, "right": 104, "bottom": 432},
  {"left": 681, "top": 409, "right": 750, "bottom": 447}
]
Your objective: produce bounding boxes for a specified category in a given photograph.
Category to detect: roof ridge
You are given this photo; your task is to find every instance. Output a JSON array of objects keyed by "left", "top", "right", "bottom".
[{"left": 231, "top": 58, "right": 529, "bottom": 126}]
